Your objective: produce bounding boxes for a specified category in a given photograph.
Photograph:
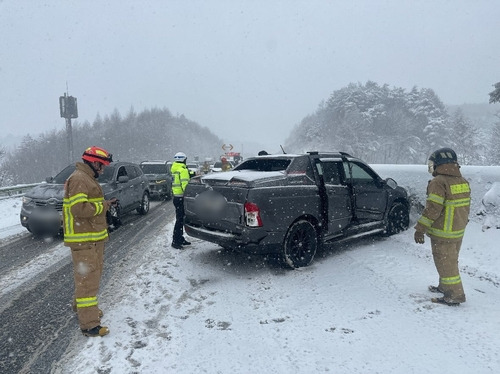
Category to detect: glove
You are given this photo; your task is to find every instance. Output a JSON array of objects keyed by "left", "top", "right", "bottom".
[{"left": 414, "top": 231, "right": 425, "bottom": 244}]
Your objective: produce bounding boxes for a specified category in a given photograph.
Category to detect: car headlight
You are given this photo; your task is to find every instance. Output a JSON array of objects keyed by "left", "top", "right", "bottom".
[{"left": 22, "top": 196, "right": 33, "bottom": 205}]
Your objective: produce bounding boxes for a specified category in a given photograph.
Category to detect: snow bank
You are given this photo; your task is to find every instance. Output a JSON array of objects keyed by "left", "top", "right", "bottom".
[{"left": 371, "top": 164, "right": 500, "bottom": 221}]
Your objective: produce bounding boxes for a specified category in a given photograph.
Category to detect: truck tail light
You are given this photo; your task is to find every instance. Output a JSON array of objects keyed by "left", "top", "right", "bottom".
[{"left": 244, "top": 202, "right": 263, "bottom": 227}]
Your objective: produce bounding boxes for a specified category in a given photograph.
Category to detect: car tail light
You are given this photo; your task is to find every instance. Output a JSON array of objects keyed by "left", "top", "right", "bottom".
[{"left": 244, "top": 202, "right": 262, "bottom": 227}]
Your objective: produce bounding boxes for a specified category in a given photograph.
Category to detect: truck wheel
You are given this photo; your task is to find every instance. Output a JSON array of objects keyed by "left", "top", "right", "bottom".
[
  {"left": 281, "top": 220, "right": 318, "bottom": 269},
  {"left": 384, "top": 202, "right": 409, "bottom": 236}
]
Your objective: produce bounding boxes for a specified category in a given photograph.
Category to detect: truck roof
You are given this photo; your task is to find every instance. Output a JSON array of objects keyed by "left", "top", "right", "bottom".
[{"left": 140, "top": 160, "right": 168, "bottom": 165}]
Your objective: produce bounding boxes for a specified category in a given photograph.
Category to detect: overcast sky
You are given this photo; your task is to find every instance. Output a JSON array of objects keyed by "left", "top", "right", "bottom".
[{"left": 1, "top": 0, "right": 499, "bottom": 150}]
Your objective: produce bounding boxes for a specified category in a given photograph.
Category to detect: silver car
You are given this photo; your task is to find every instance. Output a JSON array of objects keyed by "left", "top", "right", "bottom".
[{"left": 20, "top": 161, "right": 150, "bottom": 236}]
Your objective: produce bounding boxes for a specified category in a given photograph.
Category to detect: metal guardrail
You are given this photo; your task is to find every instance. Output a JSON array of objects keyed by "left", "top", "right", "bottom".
[{"left": 0, "top": 183, "right": 40, "bottom": 200}]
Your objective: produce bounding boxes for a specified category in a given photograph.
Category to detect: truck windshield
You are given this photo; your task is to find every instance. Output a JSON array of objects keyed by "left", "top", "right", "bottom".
[
  {"left": 141, "top": 164, "right": 168, "bottom": 174},
  {"left": 52, "top": 165, "right": 76, "bottom": 184},
  {"left": 51, "top": 164, "right": 115, "bottom": 184}
]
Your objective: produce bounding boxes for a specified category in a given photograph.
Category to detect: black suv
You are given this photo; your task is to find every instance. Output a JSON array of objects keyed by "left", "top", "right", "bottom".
[
  {"left": 20, "top": 161, "right": 150, "bottom": 236},
  {"left": 139, "top": 161, "right": 172, "bottom": 200}
]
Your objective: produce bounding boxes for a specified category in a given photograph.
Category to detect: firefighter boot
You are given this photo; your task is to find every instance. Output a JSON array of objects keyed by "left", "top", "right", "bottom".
[
  {"left": 81, "top": 325, "right": 110, "bottom": 337},
  {"left": 428, "top": 285, "right": 444, "bottom": 293},
  {"left": 431, "top": 297, "right": 460, "bottom": 306}
]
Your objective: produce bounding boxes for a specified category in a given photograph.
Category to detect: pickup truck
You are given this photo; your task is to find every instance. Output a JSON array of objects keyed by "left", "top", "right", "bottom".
[{"left": 184, "top": 152, "right": 410, "bottom": 268}]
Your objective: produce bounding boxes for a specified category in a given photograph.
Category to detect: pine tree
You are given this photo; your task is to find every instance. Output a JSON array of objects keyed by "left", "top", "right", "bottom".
[
  {"left": 0, "top": 146, "right": 13, "bottom": 186},
  {"left": 284, "top": 81, "right": 453, "bottom": 164},
  {"left": 489, "top": 82, "right": 500, "bottom": 104},
  {"left": 488, "top": 82, "right": 500, "bottom": 164}
]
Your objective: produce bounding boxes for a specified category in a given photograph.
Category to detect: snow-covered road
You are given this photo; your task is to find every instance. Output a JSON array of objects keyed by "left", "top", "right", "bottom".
[{"left": 48, "top": 219, "right": 500, "bottom": 373}]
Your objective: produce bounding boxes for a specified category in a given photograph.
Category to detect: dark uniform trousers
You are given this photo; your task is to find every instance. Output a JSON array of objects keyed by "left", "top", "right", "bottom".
[
  {"left": 172, "top": 196, "right": 186, "bottom": 245},
  {"left": 70, "top": 241, "right": 105, "bottom": 330},
  {"left": 431, "top": 238, "right": 466, "bottom": 303}
]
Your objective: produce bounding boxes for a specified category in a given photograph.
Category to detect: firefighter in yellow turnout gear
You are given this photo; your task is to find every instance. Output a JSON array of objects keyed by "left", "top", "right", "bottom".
[
  {"left": 63, "top": 146, "right": 116, "bottom": 336},
  {"left": 414, "top": 148, "right": 471, "bottom": 306}
]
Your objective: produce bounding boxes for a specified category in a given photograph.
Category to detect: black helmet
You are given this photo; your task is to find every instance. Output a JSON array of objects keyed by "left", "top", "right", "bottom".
[{"left": 428, "top": 148, "right": 457, "bottom": 166}]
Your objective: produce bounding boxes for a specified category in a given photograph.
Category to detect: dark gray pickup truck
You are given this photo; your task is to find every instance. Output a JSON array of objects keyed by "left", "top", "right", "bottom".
[{"left": 184, "top": 152, "right": 409, "bottom": 268}]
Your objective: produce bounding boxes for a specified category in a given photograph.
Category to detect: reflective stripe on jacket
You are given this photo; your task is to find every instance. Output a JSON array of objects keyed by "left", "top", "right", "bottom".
[
  {"left": 63, "top": 162, "right": 109, "bottom": 244},
  {"left": 171, "top": 161, "right": 190, "bottom": 197},
  {"left": 415, "top": 163, "right": 471, "bottom": 241}
]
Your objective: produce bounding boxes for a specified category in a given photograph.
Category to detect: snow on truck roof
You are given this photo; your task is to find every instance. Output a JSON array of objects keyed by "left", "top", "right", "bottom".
[
  {"left": 201, "top": 170, "right": 286, "bottom": 182},
  {"left": 140, "top": 160, "right": 168, "bottom": 164}
]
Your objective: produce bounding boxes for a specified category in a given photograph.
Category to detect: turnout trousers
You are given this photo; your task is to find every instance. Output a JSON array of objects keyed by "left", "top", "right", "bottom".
[
  {"left": 431, "top": 238, "right": 466, "bottom": 303},
  {"left": 70, "top": 241, "right": 105, "bottom": 330}
]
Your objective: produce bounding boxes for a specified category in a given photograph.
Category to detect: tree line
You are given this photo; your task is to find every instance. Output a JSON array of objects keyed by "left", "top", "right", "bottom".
[
  {"left": 0, "top": 107, "right": 222, "bottom": 185},
  {"left": 1, "top": 81, "right": 499, "bottom": 186},
  {"left": 284, "top": 81, "right": 499, "bottom": 165}
]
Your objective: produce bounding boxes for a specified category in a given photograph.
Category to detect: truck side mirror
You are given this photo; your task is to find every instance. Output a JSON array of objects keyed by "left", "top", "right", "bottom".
[{"left": 385, "top": 178, "right": 398, "bottom": 189}]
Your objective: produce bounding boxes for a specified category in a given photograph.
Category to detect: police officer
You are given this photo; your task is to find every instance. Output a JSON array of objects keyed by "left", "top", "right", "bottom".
[
  {"left": 171, "top": 152, "right": 192, "bottom": 249},
  {"left": 414, "top": 148, "right": 471, "bottom": 306}
]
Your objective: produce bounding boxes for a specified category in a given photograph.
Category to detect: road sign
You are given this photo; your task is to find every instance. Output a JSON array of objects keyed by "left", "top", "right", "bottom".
[
  {"left": 59, "top": 94, "right": 78, "bottom": 119},
  {"left": 222, "top": 144, "right": 233, "bottom": 151}
]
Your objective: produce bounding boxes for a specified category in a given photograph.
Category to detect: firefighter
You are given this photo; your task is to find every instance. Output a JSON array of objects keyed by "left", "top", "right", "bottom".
[
  {"left": 171, "top": 152, "right": 192, "bottom": 249},
  {"left": 63, "top": 146, "right": 116, "bottom": 336},
  {"left": 202, "top": 160, "right": 211, "bottom": 174},
  {"left": 414, "top": 147, "right": 471, "bottom": 306},
  {"left": 221, "top": 157, "right": 232, "bottom": 172}
]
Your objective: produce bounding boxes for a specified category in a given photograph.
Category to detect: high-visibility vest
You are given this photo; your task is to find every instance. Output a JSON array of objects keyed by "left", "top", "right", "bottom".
[{"left": 171, "top": 162, "right": 190, "bottom": 197}]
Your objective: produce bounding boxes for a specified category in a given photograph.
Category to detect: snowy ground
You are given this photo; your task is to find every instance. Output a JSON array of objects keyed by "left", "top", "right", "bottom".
[
  {"left": 0, "top": 196, "right": 25, "bottom": 240},
  {"left": 1, "top": 165, "right": 500, "bottom": 373}
]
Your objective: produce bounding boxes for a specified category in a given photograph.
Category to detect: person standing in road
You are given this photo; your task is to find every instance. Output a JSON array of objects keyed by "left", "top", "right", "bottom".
[
  {"left": 171, "top": 152, "right": 192, "bottom": 249},
  {"left": 414, "top": 147, "right": 471, "bottom": 306},
  {"left": 202, "top": 160, "right": 211, "bottom": 174},
  {"left": 63, "top": 146, "right": 116, "bottom": 337},
  {"left": 221, "top": 157, "right": 232, "bottom": 172}
]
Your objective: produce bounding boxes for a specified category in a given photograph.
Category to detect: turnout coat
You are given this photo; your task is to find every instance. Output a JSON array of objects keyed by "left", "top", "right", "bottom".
[
  {"left": 63, "top": 162, "right": 109, "bottom": 244},
  {"left": 415, "top": 163, "right": 471, "bottom": 242}
]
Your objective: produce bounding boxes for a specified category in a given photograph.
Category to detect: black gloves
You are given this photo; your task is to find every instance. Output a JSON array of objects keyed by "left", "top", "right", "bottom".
[{"left": 414, "top": 231, "right": 425, "bottom": 244}]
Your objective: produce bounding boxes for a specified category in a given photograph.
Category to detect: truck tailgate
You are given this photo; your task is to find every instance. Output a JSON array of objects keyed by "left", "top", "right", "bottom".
[{"left": 184, "top": 184, "right": 248, "bottom": 232}]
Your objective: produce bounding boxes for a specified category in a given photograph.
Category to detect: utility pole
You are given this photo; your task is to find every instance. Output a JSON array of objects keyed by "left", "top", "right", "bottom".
[{"left": 59, "top": 91, "right": 78, "bottom": 164}]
